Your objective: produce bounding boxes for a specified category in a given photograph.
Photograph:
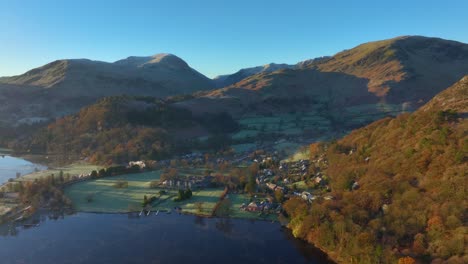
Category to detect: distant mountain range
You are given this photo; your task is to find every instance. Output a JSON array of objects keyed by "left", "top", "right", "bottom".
[
  {"left": 0, "top": 36, "right": 467, "bottom": 126},
  {"left": 213, "top": 63, "right": 295, "bottom": 87},
  {"left": 0, "top": 53, "right": 213, "bottom": 95},
  {"left": 213, "top": 57, "right": 332, "bottom": 88}
]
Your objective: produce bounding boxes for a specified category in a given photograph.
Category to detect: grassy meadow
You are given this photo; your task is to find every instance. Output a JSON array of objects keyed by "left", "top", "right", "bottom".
[
  {"left": 64, "top": 169, "right": 225, "bottom": 215},
  {"left": 64, "top": 168, "right": 277, "bottom": 220},
  {"left": 64, "top": 171, "right": 162, "bottom": 213},
  {"left": 20, "top": 163, "right": 102, "bottom": 181}
]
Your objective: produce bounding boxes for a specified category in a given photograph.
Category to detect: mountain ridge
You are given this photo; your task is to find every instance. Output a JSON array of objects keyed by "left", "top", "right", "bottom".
[
  {"left": 213, "top": 63, "right": 295, "bottom": 87},
  {"left": 301, "top": 35, "right": 468, "bottom": 100},
  {"left": 1, "top": 35, "right": 467, "bottom": 126},
  {"left": 179, "top": 35, "right": 468, "bottom": 118}
]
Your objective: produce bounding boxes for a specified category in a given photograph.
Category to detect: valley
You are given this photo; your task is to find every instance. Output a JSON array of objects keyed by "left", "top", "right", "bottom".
[{"left": 0, "top": 35, "right": 466, "bottom": 264}]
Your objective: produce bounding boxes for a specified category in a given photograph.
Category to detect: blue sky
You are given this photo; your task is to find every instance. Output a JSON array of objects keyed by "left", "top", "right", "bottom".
[{"left": 1, "top": 0, "right": 467, "bottom": 78}]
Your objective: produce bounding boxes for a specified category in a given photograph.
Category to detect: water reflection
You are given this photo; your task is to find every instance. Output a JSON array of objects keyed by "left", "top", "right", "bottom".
[
  {"left": 215, "top": 218, "right": 233, "bottom": 234},
  {"left": 0, "top": 155, "right": 47, "bottom": 184},
  {"left": 0, "top": 212, "right": 334, "bottom": 264},
  {"left": 0, "top": 210, "right": 67, "bottom": 237},
  {"left": 194, "top": 215, "right": 206, "bottom": 227}
]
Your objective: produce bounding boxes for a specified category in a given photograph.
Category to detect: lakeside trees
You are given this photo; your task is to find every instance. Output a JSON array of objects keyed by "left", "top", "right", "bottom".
[
  {"left": 174, "top": 189, "right": 193, "bottom": 202},
  {"left": 18, "top": 176, "right": 72, "bottom": 210}
]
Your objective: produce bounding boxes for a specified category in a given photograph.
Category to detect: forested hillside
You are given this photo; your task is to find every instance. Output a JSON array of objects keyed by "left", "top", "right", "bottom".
[
  {"left": 10, "top": 96, "right": 238, "bottom": 164},
  {"left": 284, "top": 77, "right": 467, "bottom": 263}
]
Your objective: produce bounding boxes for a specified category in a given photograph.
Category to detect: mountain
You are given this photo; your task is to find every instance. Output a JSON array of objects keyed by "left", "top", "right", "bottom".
[
  {"left": 0, "top": 54, "right": 214, "bottom": 125},
  {"left": 179, "top": 36, "right": 468, "bottom": 119},
  {"left": 213, "top": 58, "right": 332, "bottom": 88},
  {"left": 0, "top": 53, "right": 213, "bottom": 95},
  {"left": 213, "top": 63, "right": 294, "bottom": 87},
  {"left": 2, "top": 36, "right": 467, "bottom": 128},
  {"left": 180, "top": 68, "right": 373, "bottom": 117},
  {"left": 284, "top": 76, "right": 468, "bottom": 263},
  {"left": 301, "top": 36, "right": 468, "bottom": 102}
]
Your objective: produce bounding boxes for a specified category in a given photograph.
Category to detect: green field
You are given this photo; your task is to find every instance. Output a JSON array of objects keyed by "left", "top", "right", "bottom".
[
  {"left": 65, "top": 171, "right": 163, "bottom": 213},
  {"left": 233, "top": 112, "right": 333, "bottom": 140},
  {"left": 21, "top": 163, "right": 102, "bottom": 181},
  {"left": 175, "top": 188, "right": 225, "bottom": 216},
  {"left": 64, "top": 170, "right": 225, "bottom": 215},
  {"left": 232, "top": 104, "right": 409, "bottom": 142},
  {"left": 64, "top": 169, "right": 277, "bottom": 220}
]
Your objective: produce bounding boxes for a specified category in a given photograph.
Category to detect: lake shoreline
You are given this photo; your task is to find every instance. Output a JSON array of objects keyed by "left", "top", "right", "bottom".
[{"left": 0, "top": 154, "right": 338, "bottom": 263}]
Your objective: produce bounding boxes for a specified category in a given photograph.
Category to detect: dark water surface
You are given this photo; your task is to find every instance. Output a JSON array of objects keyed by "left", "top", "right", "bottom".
[{"left": 0, "top": 212, "right": 333, "bottom": 264}]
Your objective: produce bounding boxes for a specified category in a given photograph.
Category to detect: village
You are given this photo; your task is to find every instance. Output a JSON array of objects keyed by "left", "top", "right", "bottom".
[{"left": 0, "top": 138, "right": 342, "bottom": 226}]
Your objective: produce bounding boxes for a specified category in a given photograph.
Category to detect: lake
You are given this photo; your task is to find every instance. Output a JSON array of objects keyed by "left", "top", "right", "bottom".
[
  {"left": 0, "top": 212, "right": 333, "bottom": 264},
  {"left": 0, "top": 155, "right": 47, "bottom": 184}
]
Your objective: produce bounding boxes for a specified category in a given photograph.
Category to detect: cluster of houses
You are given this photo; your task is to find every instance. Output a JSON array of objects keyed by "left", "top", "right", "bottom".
[
  {"left": 291, "top": 191, "right": 334, "bottom": 203},
  {"left": 240, "top": 199, "right": 281, "bottom": 213},
  {"left": 255, "top": 168, "right": 274, "bottom": 185},
  {"left": 281, "top": 159, "right": 310, "bottom": 178},
  {"left": 161, "top": 175, "right": 214, "bottom": 190},
  {"left": 253, "top": 154, "right": 279, "bottom": 166}
]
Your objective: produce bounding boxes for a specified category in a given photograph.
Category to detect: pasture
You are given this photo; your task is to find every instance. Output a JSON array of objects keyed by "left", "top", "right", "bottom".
[
  {"left": 21, "top": 163, "right": 102, "bottom": 181},
  {"left": 64, "top": 171, "right": 162, "bottom": 213},
  {"left": 64, "top": 169, "right": 224, "bottom": 216}
]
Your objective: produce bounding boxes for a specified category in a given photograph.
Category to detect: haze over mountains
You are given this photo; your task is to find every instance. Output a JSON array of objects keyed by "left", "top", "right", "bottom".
[{"left": 0, "top": 35, "right": 467, "bottom": 126}]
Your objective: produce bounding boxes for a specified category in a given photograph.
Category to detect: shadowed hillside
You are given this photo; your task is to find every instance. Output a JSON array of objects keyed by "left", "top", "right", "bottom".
[
  {"left": 178, "top": 69, "right": 375, "bottom": 117},
  {"left": 303, "top": 36, "right": 468, "bottom": 102}
]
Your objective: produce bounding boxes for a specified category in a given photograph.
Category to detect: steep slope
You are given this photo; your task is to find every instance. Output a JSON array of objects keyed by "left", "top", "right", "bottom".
[
  {"left": 418, "top": 76, "right": 468, "bottom": 113},
  {"left": 303, "top": 36, "right": 468, "bottom": 102},
  {"left": 285, "top": 76, "right": 468, "bottom": 263},
  {"left": 213, "top": 63, "right": 294, "bottom": 87},
  {"left": 0, "top": 54, "right": 214, "bottom": 125}
]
